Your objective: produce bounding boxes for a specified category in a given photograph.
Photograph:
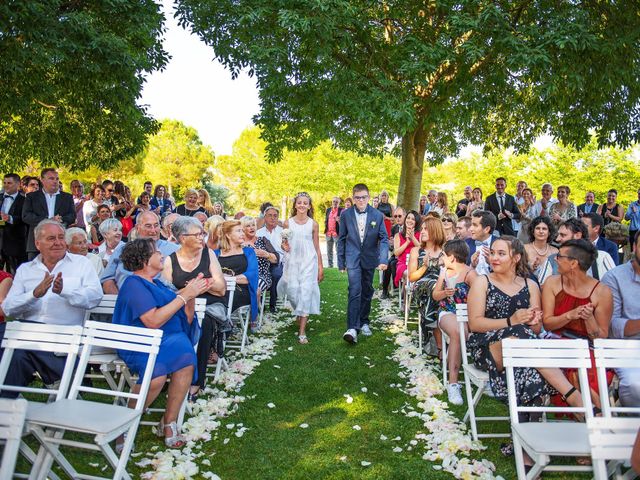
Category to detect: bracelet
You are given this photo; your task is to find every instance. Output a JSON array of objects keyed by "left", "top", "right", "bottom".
[
  {"left": 506, "top": 316, "right": 512, "bottom": 327},
  {"left": 176, "top": 294, "right": 187, "bottom": 306}
]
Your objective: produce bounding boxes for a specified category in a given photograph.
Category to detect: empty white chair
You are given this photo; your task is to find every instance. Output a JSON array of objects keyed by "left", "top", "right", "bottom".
[
  {"left": 502, "top": 338, "right": 594, "bottom": 480},
  {"left": 0, "top": 398, "right": 28, "bottom": 479},
  {"left": 28, "top": 321, "right": 163, "bottom": 480},
  {"left": 594, "top": 338, "right": 640, "bottom": 417},
  {"left": 456, "top": 303, "right": 509, "bottom": 441},
  {"left": 588, "top": 417, "right": 640, "bottom": 480}
]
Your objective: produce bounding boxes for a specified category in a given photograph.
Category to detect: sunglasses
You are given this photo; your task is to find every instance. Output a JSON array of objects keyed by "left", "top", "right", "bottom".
[{"left": 393, "top": 214, "right": 403, "bottom": 218}]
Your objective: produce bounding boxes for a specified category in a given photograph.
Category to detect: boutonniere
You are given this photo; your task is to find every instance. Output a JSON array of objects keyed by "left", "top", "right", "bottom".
[{"left": 370, "top": 221, "right": 376, "bottom": 228}]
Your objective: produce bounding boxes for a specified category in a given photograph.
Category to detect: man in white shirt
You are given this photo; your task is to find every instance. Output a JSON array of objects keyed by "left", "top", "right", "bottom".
[
  {"left": 1, "top": 219, "right": 102, "bottom": 397},
  {"left": 257, "top": 206, "right": 283, "bottom": 312},
  {"left": 530, "top": 183, "right": 558, "bottom": 218}
]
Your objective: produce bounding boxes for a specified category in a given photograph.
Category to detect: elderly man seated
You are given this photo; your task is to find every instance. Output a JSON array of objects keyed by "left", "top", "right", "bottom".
[
  {"left": 0, "top": 219, "right": 102, "bottom": 397},
  {"left": 602, "top": 231, "right": 640, "bottom": 408}
]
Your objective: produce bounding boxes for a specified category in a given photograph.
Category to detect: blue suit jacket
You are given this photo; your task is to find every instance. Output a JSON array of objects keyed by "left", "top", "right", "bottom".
[
  {"left": 596, "top": 236, "right": 619, "bottom": 265},
  {"left": 465, "top": 235, "right": 499, "bottom": 265},
  {"left": 337, "top": 206, "right": 388, "bottom": 270}
]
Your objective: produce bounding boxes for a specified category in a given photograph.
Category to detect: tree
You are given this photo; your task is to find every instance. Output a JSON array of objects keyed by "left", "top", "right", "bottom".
[
  {"left": 0, "top": 0, "right": 168, "bottom": 172},
  {"left": 176, "top": 0, "right": 640, "bottom": 209}
]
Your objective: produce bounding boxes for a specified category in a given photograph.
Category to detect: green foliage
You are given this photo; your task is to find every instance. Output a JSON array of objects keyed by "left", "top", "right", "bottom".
[{"left": 0, "top": 0, "right": 168, "bottom": 172}]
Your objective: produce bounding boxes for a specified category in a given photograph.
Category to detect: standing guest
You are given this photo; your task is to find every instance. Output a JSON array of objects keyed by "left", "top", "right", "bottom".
[
  {"left": 136, "top": 181, "right": 153, "bottom": 203},
  {"left": 212, "top": 201, "right": 227, "bottom": 219},
  {"left": 257, "top": 206, "right": 284, "bottom": 313},
  {"left": 70, "top": 180, "right": 86, "bottom": 229},
  {"left": 197, "top": 189, "right": 215, "bottom": 216},
  {"left": 419, "top": 195, "right": 428, "bottom": 216},
  {"left": 372, "top": 196, "right": 380, "bottom": 209},
  {"left": 577, "top": 191, "right": 599, "bottom": 217},
  {"left": 278, "top": 193, "right": 323, "bottom": 344},
  {"left": 22, "top": 168, "right": 75, "bottom": 261},
  {"left": 65, "top": 227, "right": 104, "bottom": 276},
  {"left": 542, "top": 239, "right": 613, "bottom": 410},
  {"left": 524, "top": 216, "right": 558, "bottom": 280},
  {"left": 517, "top": 187, "right": 537, "bottom": 243},
  {"left": 466, "top": 210, "right": 498, "bottom": 274},
  {"left": 0, "top": 173, "right": 28, "bottom": 273},
  {"left": 377, "top": 190, "right": 394, "bottom": 220},
  {"left": 338, "top": 184, "right": 388, "bottom": 344},
  {"left": 164, "top": 189, "right": 176, "bottom": 212},
  {"left": 344, "top": 197, "right": 353, "bottom": 209},
  {"left": 161, "top": 213, "right": 180, "bottom": 243},
  {"left": 432, "top": 239, "right": 476, "bottom": 404},
  {"left": 125, "top": 191, "right": 152, "bottom": 224},
  {"left": 109, "top": 180, "right": 128, "bottom": 219},
  {"left": 215, "top": 220, "right": 259, "bottom": 321},
  {"left": 484, "top": 177, "right": 520, "bottom": 236},
  {"left": 162, "top": 217, "right": 226, "bottom": 402},
  {"left": 455, "top": 186, "right": 473, "bottom": 217},
  {"left": 82, "top": 184, "right": 106, "bottom": 234},
  {"left": 422, "top": 190, "right": 438, "bottom": 215},
  {"left": 324, "top": 196, "right": 343, "bottom": 268},
  {"left": 455, "top": 216, "right": 472, "bottom": 240},
  {"left": 0, "top": 270, "right": 13, "bottom": 323},
  {"left": 393, "top": 210, "right": 421, "bottom": 288},
  {"left": 465, "top": 188, "right": 484, "bottom": 215},
  {"left": 625, "top": 188, "right": 640, "bottom": 248},
  {"left": 113, "top": 238, "right": 209, "bottom": 448},
  {"left": 22, "top": 176, "right": 41, "bottom": 194},
  {"left": 241, "top": 216, "right": 280, "bottom": 324},
  {"left": 175, "top": 189, "right": 206, "bottom": 217},
  {"left": 431, "top": 192, "right": 450, "bottom": 217},
  {"left": 530, "top": 183, "right": 558, "bottom": 218},
  {"left": 101, "top": 180, "right": 116, "bottom": 208},
  {"left": 97, "top": 218, "right": 124, "bottom": 267},
  {"left": 1, "top": 220, "right": 102, "bottom": 397},
  {"left": 512, "top": 181, "right": 527, "bottom": 238},
  {"left": 596, "top": 189, "right": 624, "bottom": 231},
  {"left": 101, "top": 211, "right": 179, "bottom": 293},
  {"left": 441, "top": 212, "right": 458, "bottom": 241},
  {"left": 408, "top": 217, "right": 446, "bottom": 339},
  {"left": 89, "top": 204, "right": 112, "bottom": 245},
  {"left": 256, "top": 202, "right": 273, "bottom": 230},
  {"left": 205, "top": 215, "right": 225, "bottom": 250},
  {"left": 150, "top": 185, "right": 172, "bottom": 217},
  {"left": 549, "top": 185, "right": 577, "bottom": 226},
  {"left": 582, "top": 213, "right": 620, "bottom": 265},
  {"left": 602, "top": 232, "right": 640, "bottom": 407},
  {"left": 234, "top": 211, "right": 245, "bottom": 220},
  {"left": 381, "top": 207, "right": 405, "bottom": 299}
]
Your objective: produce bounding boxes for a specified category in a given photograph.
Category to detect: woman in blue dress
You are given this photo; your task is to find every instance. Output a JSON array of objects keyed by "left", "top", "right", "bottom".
[{"left": 113, "top": 238, "right": 209, "bottom": 448}]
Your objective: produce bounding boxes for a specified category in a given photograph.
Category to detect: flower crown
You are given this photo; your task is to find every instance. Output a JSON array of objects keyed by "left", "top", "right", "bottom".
[{"left": 295, "top": 192, "right": 312, "bottom": 201}]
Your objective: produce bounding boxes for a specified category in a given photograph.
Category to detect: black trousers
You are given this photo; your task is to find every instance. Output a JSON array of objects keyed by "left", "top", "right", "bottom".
[
  {"left": 269, "top": 263, "right": 283, "bottom": 310},
  {"left": 382, "top": 257, "right": 398, "bottom": 293}
]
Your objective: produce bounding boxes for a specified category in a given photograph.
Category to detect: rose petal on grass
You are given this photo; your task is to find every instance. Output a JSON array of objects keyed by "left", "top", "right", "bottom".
[
  {"left": 299, "top": 423, "right": 309, "bottom": 429},
  {"left": 361, "top": 461, "right": 371, "bottom": 467},
  {"left": 267, "top": 403, "right": 276, "bottom": 409},
  {"left": 352, "top": 425, "right": 361, "bottom": 431}
]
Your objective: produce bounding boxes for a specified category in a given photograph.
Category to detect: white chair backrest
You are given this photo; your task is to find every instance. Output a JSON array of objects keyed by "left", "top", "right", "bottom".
[
  {"left": 83, "top": 294, "right": 118, "bottom": 321},
  {"left": 68, "top": 321, "right": 162, "bottom": 411},
  {"left": 0, "top": 322, "right": 84, "bottom": 400},
  {"left": 593, "top": 338, "right": 640, "bottom": 416},
  {"left": 195, "top": 297, "right": 207, "bottom": 327},
  {"left": 456, "top": 303, "right": 470, "bottom": 363},
  {"left": 588, "top": 417, "right": 640, "bottom": 480},
  {"left": 225, "top": 276, "right": 237, "bottom": 321},
  {"left": 502, "top": 338, "right": 594, "bottom": 423},
  {"left": 0, "top": 398, "right": 28, "bottom": 479}
]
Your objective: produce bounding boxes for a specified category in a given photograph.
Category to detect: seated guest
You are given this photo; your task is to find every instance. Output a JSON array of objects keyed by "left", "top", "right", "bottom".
[
  {"left": 419, "top": 195, "right": 428, "bottom": 216},
  {"left": 197, "top": 189, "right": 215, "bottom": 216},
  {"left": 97, "top": 218, "right": 124, "bottom": 267},
  {"left": 205, "top": 215, "right": 225, "bottom": 250},
  {"left": 89, "top": 204, "right": 112, "bottom": 245},
  {"left": 602, "top": 232, "right": 640, "bottom": 408},
  {"left": 101, "top": 211, "right": 179, "bottom": 294},
  {"left": 215, "top": 221, "right": 259, "bottom": 322},
  {"left": 0, "top": 270, "right": 13, "bottom": 323},
  {"left": 432, "top": 239, "right": 476, "bottom": 405},
  {"left": 161, "top": 213, "right": 180, "bottom": 242},
  {"left": 542, "top": 239, "right": 613, "bottom": 410},
  {"left": 113, "top": 238, "right": 209, "bottom": 448},
  {"left": 194, "top": 211, "right": 208, "bottom": 227},
  {"left": 524, "top": 216, "right": 558, "bottom": 281},
  {"left": 455, "top": 186, "right": 472, "bottom": 217},
  {"left": 466, "top": 210, "right": 498, "bottom": 275},
  {"left": 582, "top": 212, "right": 620, "bottom": 265},
  {"left": 212, "top": 201, "right": 226, "bottom": 219},
  {"left": 381, "top": 207, "right": 405, "bottom": 298},
  {"left": 431, "top": 192, "right": 450, "bottom": 216},
  {"left": 82, "top": 184, "right": 106, "bottom": 234},
  {"left": 442, "top": 212, "right": 458, "bottom": 241},
  {"left": 65, "top": 227, "right": 104, "bottom": 276},
  {"left": 455, "top": 216, "right": 472, "bottom": 240},
  {"left": 161, "top": 217, "right": 226, "bottom": 401},
  {"left": 150, "top": 185, "right": 172, "bottom": 217},
  {"left": 1, "top": 219, "right": 102, "bottom": 397},
  {"left": 175, "top": 189, "right": 206, "bottom": 217},
  {"left": 393, "top": 210, "right": 421, "bottom": 288}
]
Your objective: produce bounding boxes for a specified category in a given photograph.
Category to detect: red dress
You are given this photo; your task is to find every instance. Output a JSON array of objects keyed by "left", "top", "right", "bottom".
[
  {"left": 0, "top": 270, "right": 13, "bottom": 323},
  {"left": 394, "top": 231, "right": 420, "bottom": 287},
  {"left": 552, "top": 278, "right": 613, "bottom": 407}
]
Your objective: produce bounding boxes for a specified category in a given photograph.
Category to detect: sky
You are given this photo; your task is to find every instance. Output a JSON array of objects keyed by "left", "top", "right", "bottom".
[{"left": 140, "top": 0, "right": 260, "bottom": 156}]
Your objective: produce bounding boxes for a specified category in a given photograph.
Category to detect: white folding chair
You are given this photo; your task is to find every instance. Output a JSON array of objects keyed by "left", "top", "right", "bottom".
[
  {"left": 588, "top": 417, "right": 640, "bottom": 480},
  {"left": 456, "top": 303, "right": 509, "bottom": 441},
  {"left": 503, "top": 338, "right": 594, "bottom": 480},
  {"left": 223, "top": 277, "right": 251, "bottom": 354},
  {"left": 594, "top": 338, "right": 640, "bottom": 417},
  {"left": 0, "top": 322, "right": 84, "bottom": 480},
  {"left": 28, "top": 321, "right": 162, "bottom": 480},
  {"left": 0, "top": 398, "right": 28, "bottom": 479}
]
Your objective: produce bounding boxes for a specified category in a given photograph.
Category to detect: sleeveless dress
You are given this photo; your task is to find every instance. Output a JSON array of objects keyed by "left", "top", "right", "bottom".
[
  {"left": 246, "top": 236, "right": 276, "bottom": 292},
  {"left": 551, "top": 278, "right": 613, "bottom": 406},
  {"left": 411, "top": 249, "right": 444, "bottom": 326},
  {"left": 277, "top": 218, "right": 320, "bottom": 316},
  {"left": 393, "top": 231, "right": 420, "bottom": 287},
  {"left": 438, "top": 270, "right": 471, "bottom": 316},
  {"left": 467, "top": 276, "right": 553, "bottom": 404}
]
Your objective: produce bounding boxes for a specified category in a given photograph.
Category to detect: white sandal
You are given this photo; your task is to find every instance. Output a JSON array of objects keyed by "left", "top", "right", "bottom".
[
  {"left": 298, "top": 335, "right": 309, "bottom": 344},
  {"left": 155, "top": 419, "right": 186, "bottom": 448}
]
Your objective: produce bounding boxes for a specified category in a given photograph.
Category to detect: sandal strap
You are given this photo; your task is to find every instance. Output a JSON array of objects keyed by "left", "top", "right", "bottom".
[{"left": 163, "top": 421, "right": 186, "bottom": 448}]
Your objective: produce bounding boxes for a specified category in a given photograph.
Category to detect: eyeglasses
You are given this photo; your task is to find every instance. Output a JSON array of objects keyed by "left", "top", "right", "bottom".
[
  {"left": 556, "top": 253, "right": 576, "bottom": 261},
  {"left": 353, "top": 195, "right": 369, "bottom": 201},
  {"left": 106, "top": 188, "right": 113, "bottom": 192},
  {"left": 393, "top": 215, "right": 403, "bottom": 218},
  {"left": 182, "top": 231, "right": 205, "bottom": 238}
]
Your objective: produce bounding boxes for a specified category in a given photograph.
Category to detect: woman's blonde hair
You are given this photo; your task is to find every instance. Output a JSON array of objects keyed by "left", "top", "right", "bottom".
[
  {"left": 437, "top": 192, "right": 448, "bottom": 209},
  {"left": 198, "top": 188, "right": 215, "bottom": 215},
  {"left": 420, "top": 217, "right": 446, "bottom": 248},
  {"left": 240, "top": 215, "right": 256, "bottom": 228},
  {"left": 184, "top": 188, "right": 199, "bottom": 201},
  {"left": 219, "top": 220, "right": 242, "bottom": 251},
  {"left": 205, "top": 215, "right": 225, "bottom": 247}
]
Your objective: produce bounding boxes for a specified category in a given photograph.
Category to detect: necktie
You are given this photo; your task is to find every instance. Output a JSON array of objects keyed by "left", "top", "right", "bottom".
[{"left": 498, "top": 195, "right": 504, "bottom": 211}]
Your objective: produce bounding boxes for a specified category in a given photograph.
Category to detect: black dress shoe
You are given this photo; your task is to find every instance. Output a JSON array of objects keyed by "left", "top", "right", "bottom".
[{"left": 269, "top": 306, "right": 277, "bottom": 313}]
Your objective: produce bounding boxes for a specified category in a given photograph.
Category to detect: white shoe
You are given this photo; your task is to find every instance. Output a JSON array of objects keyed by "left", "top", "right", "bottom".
[
  {"left": 447, "top": 383, "right": 464, "bottom": 406},
  {"left": 343, "top": 329, "right": 357, "bottom": 344},
  {"left": 360, "top": 324, "right": 372, "bottom": 336}
]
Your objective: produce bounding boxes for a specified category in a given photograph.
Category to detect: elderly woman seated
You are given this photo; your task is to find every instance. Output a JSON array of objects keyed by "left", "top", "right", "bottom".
[
  {"left": 65, "top": 227, "right": 104, "bottom": 276},
  {"left": 112, "top": 238, "right": 209, "bottom": 448},
  {"left": 97, "top": 218, "right": 124, "bottom": 267}
]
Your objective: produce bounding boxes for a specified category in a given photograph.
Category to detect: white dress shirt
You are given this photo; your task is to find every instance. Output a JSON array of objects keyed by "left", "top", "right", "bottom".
[
  {"left": 3, "top": 253, "right": 103, "bottom": 326},
  {"left": 530, "top": 197, "right": 558, "bottom": 218},
  {"left": 43, "top": 191, "right": 60, "bottom": 218},
  {"left": 257, "top": 225, "right": 284, "bottom": 258},
  {"left": 1, "top": 193, "right": 17, "bottom": 223}
]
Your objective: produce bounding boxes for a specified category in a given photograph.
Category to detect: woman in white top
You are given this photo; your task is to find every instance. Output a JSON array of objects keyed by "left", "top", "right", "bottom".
[{"left": 82, "top": 184, "right": 106, "bottom": 234}]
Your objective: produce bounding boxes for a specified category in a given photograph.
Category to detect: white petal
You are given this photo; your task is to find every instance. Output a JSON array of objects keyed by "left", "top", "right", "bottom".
[
  {"left": 352, "top": 425, "right": 361, "bottom": 431},
  {"left": 299, "top": 423, "right": 309, "bottom": 429},
  {"left": 267, "top": 403, "right": 276, "bottom": 408},
  {"left": 361, "top": 461, "right": 371, "bottom": 467}
]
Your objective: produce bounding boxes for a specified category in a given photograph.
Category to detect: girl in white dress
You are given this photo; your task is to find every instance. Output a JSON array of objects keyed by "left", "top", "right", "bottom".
[{"left": 278, "top": 192, "right": 323, "bottom": 344}]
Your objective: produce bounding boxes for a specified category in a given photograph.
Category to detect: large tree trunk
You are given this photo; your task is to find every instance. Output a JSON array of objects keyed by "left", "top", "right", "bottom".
[{"left": 397, "top": 127, "right": 427, "bottom": 210}]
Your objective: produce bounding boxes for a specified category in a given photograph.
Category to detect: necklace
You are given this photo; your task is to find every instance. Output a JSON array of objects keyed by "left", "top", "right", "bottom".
[{"left": 531, "top": 243, "right": 549, "bottom": 256}]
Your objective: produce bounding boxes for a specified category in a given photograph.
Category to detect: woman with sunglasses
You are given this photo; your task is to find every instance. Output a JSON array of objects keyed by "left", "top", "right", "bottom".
[{"left": 441, "top": 212, "right": 458, "bottom": 241}]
